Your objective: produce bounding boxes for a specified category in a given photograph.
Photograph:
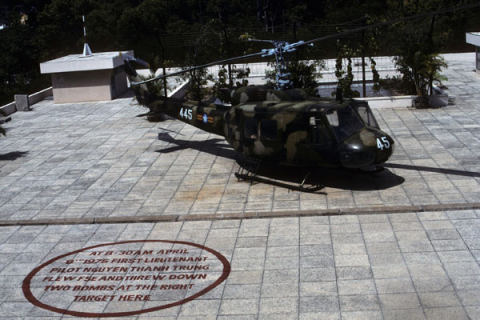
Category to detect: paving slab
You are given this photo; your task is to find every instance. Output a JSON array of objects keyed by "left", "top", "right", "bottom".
[
  {"left": 1, "top": 54, "right": 480, "bottom": 222},
  {"left": 0, "top": 212, "right": 476, "bottom": 318},
  {"left": 1, "top": 53, "right": 480, "bottom": 318}
]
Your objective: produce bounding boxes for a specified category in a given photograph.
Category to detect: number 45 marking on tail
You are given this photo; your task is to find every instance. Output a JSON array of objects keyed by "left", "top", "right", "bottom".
[
  {"left": 376, "top": 137, "right": 390, "bottom": 150},
  {"left": 180, "top": 108, "right": 192, "bottom": 120}
]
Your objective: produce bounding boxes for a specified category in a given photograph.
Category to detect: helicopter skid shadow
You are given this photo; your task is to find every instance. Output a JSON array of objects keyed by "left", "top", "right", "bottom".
[{"left": 253, "top": 163, "right": 405, "bottom": 192}]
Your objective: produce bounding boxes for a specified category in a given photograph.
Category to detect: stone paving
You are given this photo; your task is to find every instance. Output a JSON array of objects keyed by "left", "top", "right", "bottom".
[
  {"left": 1, "top": 54, "right": 480, "bottom": 221},
  {"left": 0, "top": 53, "right": 480, "bottom": 319},
  {"left": 1, "top": 212, "right": 480, "bottom": 319}
]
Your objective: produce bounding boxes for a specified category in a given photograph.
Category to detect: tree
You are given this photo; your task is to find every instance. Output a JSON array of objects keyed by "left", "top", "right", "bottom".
[
  {"left": 334, "top": 41, "right": 359, "bottom": 98},
  {"left": 0, "top": 2, "right": 49, "bottom": 105},
  {"left": 390, "top": 1, "right": 454, "bottom": 98},
  {"left": 394, "top": 43, "right": 448, "bottom": 96}
]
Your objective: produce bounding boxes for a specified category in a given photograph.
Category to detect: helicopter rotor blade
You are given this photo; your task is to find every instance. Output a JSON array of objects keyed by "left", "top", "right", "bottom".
[
  {"left": 131, "top": 1, "right": 480, "bottom": 87},
  {"left": 131, "top": 52, "right": 264, "bottom": 86},
  {"left": 294, "top": 1, "right": 480, "bottom": 49}
]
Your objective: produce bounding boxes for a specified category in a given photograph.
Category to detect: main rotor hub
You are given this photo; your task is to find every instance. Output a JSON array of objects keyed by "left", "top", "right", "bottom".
[{"left": 253, "top": 39, "right": 312, "bottom": 91}]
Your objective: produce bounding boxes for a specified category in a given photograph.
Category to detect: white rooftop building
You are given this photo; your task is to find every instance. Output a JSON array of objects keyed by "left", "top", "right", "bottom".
[
  {"left": 40, "top": 50, "right": 133, "bottom": 104},
  {"left": 466, "top": 32, "right": 480, "bottom": 74}
]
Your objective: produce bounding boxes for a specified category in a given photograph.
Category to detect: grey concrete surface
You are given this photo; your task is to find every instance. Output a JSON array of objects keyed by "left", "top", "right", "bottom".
[
  {"left": 1, "top": 55, "right": 480, "bottom": 221},
  {"left": 0, "top": 53, "right": 480, "bottom": 319},
  {"left": 0, "top": 213, "right": 479, "bottom": 319}
]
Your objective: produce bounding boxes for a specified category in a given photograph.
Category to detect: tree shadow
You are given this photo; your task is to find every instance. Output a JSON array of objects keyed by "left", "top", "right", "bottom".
[
  {"left": 0, "top": 151, "right": 28, "bottom": 161},
  {"left": 156, "top": 133, "right": 405, "bottom": 192}
]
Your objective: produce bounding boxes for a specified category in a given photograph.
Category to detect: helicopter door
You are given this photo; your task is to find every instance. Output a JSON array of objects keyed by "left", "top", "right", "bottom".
[
  {"left": 225, "top": 108, "right": 241, "bottom": 142},
  {"left": 306, "top": 116, "right": 337, "bottom": 163},
  {"left": 244, "top": 119, "right": 259, "bottom": 140}
]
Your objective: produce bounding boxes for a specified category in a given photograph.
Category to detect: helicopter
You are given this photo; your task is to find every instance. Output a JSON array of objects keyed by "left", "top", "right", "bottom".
[{"left": 122, "top": 3, "right": 480, "bottom": 192}]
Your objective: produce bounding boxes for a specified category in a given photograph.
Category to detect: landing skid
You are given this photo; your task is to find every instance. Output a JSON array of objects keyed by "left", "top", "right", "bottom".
[
  {"left": 360, "top": 166, "right": 385, "bottom": 174},
  {"left": 235, "top": 172, "right": 325, "bottom": 193},
  {"left": 235, "top": 157, "right": 325, "bottom": 193}
]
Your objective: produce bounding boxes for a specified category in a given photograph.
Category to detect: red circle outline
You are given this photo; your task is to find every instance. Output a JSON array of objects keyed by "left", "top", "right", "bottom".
[{"left": 22, "top": 240, "right": 231, "bottom": 318}]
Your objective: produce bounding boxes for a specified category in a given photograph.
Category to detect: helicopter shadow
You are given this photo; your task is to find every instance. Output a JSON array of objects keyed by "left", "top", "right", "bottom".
[
  {"left": 381, "top": 163, "right": 480, "bottom": 178},
  {"left": 155, "top": 132, "right": 405, "bottom": 192},
  {"left": 0, "top": 151, "right": 28, "bottom": 161},
  {"left": 254, "top": 164, "right": 405, "bottom": 192},
  {"left": 155, "top": 132, "right": 238, "bottom": 160}
]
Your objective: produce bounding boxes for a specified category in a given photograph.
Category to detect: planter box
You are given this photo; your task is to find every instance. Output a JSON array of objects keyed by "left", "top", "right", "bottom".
[
  {"left": 355, "top": 96, "right": 415, "bottom": 109},
  {"left": 428, "top": 94, "right": 448, "bottom": 107}
]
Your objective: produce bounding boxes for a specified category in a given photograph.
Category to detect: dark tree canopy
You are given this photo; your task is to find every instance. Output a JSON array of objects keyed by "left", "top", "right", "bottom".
[{"left": 0, "top": 0, "right": 479, "bottom": 104}]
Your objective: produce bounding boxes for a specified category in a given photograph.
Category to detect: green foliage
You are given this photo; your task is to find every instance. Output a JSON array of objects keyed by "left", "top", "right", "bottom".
[
  {"left": 234, "top": 67, "right": 250, "bottom": 87},
  {"left": 334, "top": 42, "right": 359, "bottom": 98},
  {"left": 392, "top": 7, "right": 449, "bottom": 97},
  {"left": 265, "top": 60, "right": 322, "bottom": 95},
  {"left": 211, "top": 65, "right": 250, "bottom": 97},
  {"left": 182, "top": 22, "right": 216, "bottom": 101},
  {"left": 138, "top": 71, "right": 170, "bottom": 97},
  {"left": 370, "top": 58, "right": 381, "bottom": 92},
  {"left": 394, "top": 50, "right": 448, "bottom": 96},
  {"left": 185, "top": 68, "right": 211, "bottom": 101},
  {"left": 214, "top": 66, "right": 229, "bottom": 89},
  {"left": 289, "top": 60, "right": 322, "bottom": 96},
  {"left": 0, "top": 0, "right": 479, "bottom": 105}
]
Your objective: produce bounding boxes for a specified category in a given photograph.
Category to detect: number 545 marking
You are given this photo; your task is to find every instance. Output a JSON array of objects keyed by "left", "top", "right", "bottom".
[
  {"left": 180, "top": 108, "right": 192, "bottom": 120},
  {"left": 376, "top": 137, "right": 390, "bottom": 150}
]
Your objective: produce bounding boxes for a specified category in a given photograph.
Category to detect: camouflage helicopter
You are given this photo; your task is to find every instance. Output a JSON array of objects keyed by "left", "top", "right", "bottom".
[{"left": 123, "top": 3, "right": 479, "bottom": 192}]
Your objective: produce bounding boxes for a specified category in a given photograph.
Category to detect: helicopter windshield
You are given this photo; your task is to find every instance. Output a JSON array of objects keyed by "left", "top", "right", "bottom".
[
  {"left": 353, "top": 103, "right": 379, "bottom": 128},
  {"left": 325, "top": 106, "right": 365, "bottom": 142}
]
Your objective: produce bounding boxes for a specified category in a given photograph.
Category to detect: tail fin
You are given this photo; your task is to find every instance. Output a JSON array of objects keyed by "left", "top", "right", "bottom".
[
  {"left": 123, "top": 54, "right": 156, "bottom": 106},
  {"left": 123, "top": 55, "right": 176, "bottom": 119}
]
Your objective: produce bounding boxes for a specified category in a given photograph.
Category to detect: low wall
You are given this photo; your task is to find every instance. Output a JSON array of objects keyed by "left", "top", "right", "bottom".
[
  {"left": 29, "top": 87, "right": 53, "bottom": 105},
  {"left": 0, "top": 87, "right": 53, "bottom": 116},
  {"left": 0, "top": 102, "right": 16, "bottom": 116}
]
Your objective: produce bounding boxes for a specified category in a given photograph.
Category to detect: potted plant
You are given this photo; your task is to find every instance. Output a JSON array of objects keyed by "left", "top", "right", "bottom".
[{"left": 394, "top": 47, "right": 448, "bottom": 108}]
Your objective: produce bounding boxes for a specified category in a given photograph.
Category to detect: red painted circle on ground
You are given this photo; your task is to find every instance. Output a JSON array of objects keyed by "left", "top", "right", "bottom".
[{"left": 22, "top": 240, "right": 231, "bottom": 318}]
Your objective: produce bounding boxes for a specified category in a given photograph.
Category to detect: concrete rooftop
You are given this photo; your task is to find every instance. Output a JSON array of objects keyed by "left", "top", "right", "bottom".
[
  {"left": 466, "top": 32, "right": 480, "bottom": 47},
  {"left": 1, "top": 53, "right": 480, "bottom": 319},
  {"left": 40, "top": 51, "right": 134, "bottom": 74}
]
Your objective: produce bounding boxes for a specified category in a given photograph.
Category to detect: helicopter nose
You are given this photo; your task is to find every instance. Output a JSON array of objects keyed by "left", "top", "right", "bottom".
[
  {"left": 374, "top": 133, "right": 394, "bottom": 164},
  {"left": 338, "top": 129, "right": 394, "bottom": 169}
]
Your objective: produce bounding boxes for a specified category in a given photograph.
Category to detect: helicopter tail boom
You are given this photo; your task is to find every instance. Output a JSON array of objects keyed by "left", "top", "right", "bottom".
[{"left": 123, "top": 55, "right": 155, "bottom": 106}]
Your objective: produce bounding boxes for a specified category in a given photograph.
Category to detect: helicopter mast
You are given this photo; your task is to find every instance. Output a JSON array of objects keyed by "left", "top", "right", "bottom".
[{"left": 250, "top": 39, "right": 303, "bottom": 91}]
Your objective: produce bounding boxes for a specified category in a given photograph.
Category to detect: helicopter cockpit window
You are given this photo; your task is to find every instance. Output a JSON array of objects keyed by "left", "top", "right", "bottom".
[
  {"left": 244, "top": 119, "right": 258, "bottom": 140},
  {"left": 326, "top": 107, "right": 365, "bottom": 142},
  {"left": 326, "top": 113, "right": 339, "bottom": 126},
  {"left": 309, "top": 117, "right": 333, "bottom": 146},
  {"left": 353, "top": 104, "right": 379, "bottom": 128},
  {"left": 260, "top": 120, "right": 277, "bottom": 140}
]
